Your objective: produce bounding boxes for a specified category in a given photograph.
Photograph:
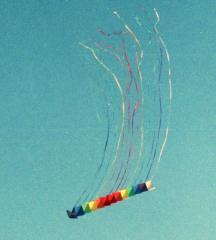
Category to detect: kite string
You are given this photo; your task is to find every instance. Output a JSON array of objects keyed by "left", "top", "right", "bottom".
[
  {"left": 150, "top": 8, "right": 172, "bottom": 181},
  {"left": 110, "top": 11, "right": 144, "bottom": 191},
  {"left": 92, "top": 36, "right": 128, "bottom": 196},
  {"left": 79, "top": 42, "right": 127, "bottom": 198},
  {"left": 132, "top": 12, "right": 159, "bottom": 184},
  {"left": 73, "top": 77, "right": 111, "bottom": 206}
]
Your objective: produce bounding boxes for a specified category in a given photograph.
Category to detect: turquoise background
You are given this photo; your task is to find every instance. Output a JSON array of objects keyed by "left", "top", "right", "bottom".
[{"left": 0, "top": 1, "right": 215, "bottom": 239}]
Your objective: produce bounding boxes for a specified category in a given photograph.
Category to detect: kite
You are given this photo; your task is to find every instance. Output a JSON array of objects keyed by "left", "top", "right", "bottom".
[
  {"left": 67, "top": 181, "right": 154, "bottom": 218},
  {"left": 67, "top": 8, "right": 172, "bottom": 219}
]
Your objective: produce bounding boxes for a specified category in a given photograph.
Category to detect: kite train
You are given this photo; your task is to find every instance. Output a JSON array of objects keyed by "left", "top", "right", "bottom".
[
  {"left": 67, "top": 8, "right": 172, "bottom": 219},
  {"left": 67, "top": 181, "right": 154, "bottom": 218}
]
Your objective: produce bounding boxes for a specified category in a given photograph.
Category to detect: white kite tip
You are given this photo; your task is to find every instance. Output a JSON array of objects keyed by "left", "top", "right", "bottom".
[{"left": 146, "top": 180, "right": 155, "bottom": 191}]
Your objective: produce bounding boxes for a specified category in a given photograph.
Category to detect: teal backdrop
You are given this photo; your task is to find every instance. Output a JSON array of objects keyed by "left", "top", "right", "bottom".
[{"left": 0, "top": 1, "right": 215, "bottom": 239}]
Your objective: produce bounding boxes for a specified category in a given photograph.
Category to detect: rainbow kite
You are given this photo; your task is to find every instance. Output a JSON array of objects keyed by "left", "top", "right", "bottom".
[
  {"left": 66, "top": 8, "right": 172, "bottom": 220},
  {"left": 67, "top": 181, "right": 154, "bottom": 219}
]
